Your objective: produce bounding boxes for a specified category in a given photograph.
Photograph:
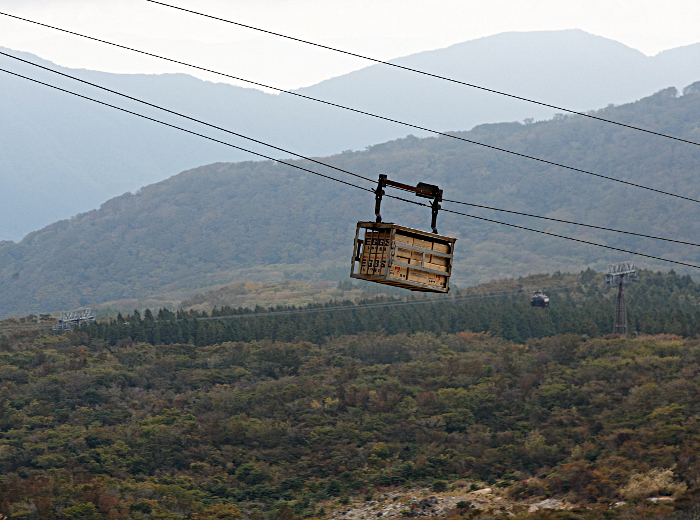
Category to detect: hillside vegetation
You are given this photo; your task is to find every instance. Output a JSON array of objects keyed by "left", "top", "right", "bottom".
[
  {"left": 4, "top": 279, "right": 700, "bottom": 517},
  {"left": 3, "top": 86, "right": 700, "bottom": 317},
  {"left": 87, "top": 281, "right": 396, "bottom": 320},
  {"left": 177, "top": 280, "right": 405, "bottom": 315}
]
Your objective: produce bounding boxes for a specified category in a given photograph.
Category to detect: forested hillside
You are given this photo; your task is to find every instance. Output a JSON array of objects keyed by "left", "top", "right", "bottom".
[
  {"left": 3, "top": 86, "right": 700, "bottom": 317},
  {"left": 4, "top": 272, "right": 700, "bottom": 517}
]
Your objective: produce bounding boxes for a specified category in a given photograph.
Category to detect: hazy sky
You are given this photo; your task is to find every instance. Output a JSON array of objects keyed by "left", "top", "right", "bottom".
[{"left": 1, "top": 0, "right": 700, "bottom": 90}]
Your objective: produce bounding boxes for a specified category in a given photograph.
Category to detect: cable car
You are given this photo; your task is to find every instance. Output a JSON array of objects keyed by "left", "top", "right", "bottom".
[
  {"left": 350, "top": 174, "right": 457, "bottom": 293},
  {"left": 530, "top": 290, "right": 549, "bottom": 308}
]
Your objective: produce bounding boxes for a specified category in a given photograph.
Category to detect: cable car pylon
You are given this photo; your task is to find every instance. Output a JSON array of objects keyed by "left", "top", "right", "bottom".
[
  {"left": 613, "top": 280, "right": 627, "bottom": 335},
  {"left": 605, "top": 262, "right": 639, "bottom": 335}
]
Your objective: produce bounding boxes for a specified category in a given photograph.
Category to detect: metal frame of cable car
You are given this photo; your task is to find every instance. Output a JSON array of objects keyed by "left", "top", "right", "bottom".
[{"left": 350, "top": 174, "right": 457, "bottom": 293}]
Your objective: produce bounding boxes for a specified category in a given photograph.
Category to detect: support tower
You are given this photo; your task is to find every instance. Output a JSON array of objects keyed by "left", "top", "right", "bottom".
[
  {"left": 53, "top": 309, "right": 95, "bottom": 332},
  {"left": 605, "top": 262, "right": 639, "bottom": 336},
  {"left": 613, "top": 275, "right": 627, "bottom": 335}
]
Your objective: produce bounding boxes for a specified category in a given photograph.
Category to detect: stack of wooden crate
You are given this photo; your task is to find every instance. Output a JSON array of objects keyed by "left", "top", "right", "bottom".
[{"left": 351, "top": 222, "right": 456, "bottom": 293}]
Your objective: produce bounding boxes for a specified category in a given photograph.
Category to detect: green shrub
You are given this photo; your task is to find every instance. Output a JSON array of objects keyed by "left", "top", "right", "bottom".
[{"left": 431, "top": 480, "right": 448, "bottom": 492}]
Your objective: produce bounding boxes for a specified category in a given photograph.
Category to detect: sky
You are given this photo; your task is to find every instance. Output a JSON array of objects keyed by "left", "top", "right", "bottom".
[{"left": 1, "top": 0, "right": 700, "bottom": 91}]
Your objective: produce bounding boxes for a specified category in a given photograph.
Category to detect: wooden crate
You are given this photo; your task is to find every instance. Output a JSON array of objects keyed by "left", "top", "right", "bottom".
[{"left": 350, "top": 221, "right": 456, "bottom": 293}]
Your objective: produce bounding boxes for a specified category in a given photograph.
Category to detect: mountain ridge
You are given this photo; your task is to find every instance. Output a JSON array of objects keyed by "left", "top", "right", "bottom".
[
  {"left": 2, "top": 85, "right": 700, "bottom": 317},
  {"left": 4, "top": 29, "right": 700, "bottom": 240}
]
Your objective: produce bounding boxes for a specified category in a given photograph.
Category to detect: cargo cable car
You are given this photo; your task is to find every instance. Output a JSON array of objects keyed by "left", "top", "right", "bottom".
[
  {"left": 530, "top": 290, "right": 550, "bottom": 308},
  {"left": 350, "top": 174, "right": 457, "bottom": 293}
]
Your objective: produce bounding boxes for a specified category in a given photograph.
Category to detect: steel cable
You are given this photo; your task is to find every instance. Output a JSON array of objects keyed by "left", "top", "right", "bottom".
[
  {"left": 0, "top": 68, "right": 373, "bottom": 194},
  {"left": 147, "top": 0, "right": 700, "bottom": 148},
  {"left": 2, "top": 67, "right": 698, "bottom": 270},
  {"left": 191, "top": 283, "right": 582, "bottom": 322},
  {"left": 1, "top": 11, "right": 698, "bottom": 204},
  {"left": 387, "top": 195, "right": 700, "bottom": 269},
  {"left": 0, "top": 51, "right": 375, "bottom": 185},
  {"left": 3, "top": 53, "right": 700, "bottom": 251}
]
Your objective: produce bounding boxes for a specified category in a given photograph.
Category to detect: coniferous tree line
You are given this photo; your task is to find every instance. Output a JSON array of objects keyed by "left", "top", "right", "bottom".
[{"left": 86, "top": 270, "right": 700, "bottom": 347}]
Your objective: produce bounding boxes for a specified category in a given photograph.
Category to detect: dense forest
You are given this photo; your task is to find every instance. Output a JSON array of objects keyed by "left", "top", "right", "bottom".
[
  {"left": 3, "top": 271, "right": 700, "bottom": 518},
  {"left": 86, "top": 270, "right": 700, "bottom": 347},
  {"left": 3, "top": 85, "right": 700, "bottom": 317}
]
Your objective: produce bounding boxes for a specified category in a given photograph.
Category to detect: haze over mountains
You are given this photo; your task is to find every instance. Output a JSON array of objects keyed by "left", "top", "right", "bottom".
[
  {"left": 2, "top": 85, "right": 700, "bottom": 318},
  {"left": 4, "top": 29, "right": 700, "bottom": 241}
]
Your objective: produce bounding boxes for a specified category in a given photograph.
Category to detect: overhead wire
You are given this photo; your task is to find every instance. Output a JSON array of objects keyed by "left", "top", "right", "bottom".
[
  {"left": 0, "top": 283, "right": 579, "bottom": 330},
  {"left": 1, "top": 12, "right": 699, "bottom": 205},
  {"left": 0, "top": 68, "right": 374, "bottom": 194},
  {"left": 441, "top": 199, "right": 700, "bottom": 248},
  {"left": 189, "top": 283, "right": 583, "bottom": 322},
  {"left": 4, "top": 51, "right": 700, "bottom": 251},
  {"left": 0, "top": 51, "right": 375, "bottom": 185},
  {"left": 444, "top": 208, "right": 700, "bottom": 269},
  {"left": 389, "top": 194, "right": 700, "bottom": 269},
  {"left": 146, "top": 0, "right": 700, "bottom": 149},
  {"left": 2, "top": 67, "right": 699, "bottom": 270}
]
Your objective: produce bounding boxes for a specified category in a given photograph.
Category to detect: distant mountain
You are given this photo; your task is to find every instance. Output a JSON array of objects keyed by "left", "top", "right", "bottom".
[
  {"left": 2, "top": 86, "right": 700, "bottom": 318},
  {"left": 4, "top": 30, "right": 700, "bottom": 240}
]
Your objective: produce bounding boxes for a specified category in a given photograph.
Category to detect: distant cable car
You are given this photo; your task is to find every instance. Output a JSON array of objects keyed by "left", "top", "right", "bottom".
[
  {"left": 530, "top": 290, "right": 549, "bottom": 308},
  {"left": 350, "top": 174, "right": 457, "bottom": 293}
]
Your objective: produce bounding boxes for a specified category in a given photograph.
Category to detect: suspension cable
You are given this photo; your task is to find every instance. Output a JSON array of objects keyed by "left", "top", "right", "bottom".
[
  {"left": 146, "top": 0, "right": 700, "bottom": 148},
  {"left": 0, "top": 12, "right": 698, "bottom": 205},
  {"left": 3, "top": 67, "right": 698, "bottom": 270}
]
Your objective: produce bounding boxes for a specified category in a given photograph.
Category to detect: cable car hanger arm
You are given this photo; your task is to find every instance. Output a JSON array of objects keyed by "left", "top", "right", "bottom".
[{"left": 374, "top": 174, "right": 442, "bottom": 233}]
